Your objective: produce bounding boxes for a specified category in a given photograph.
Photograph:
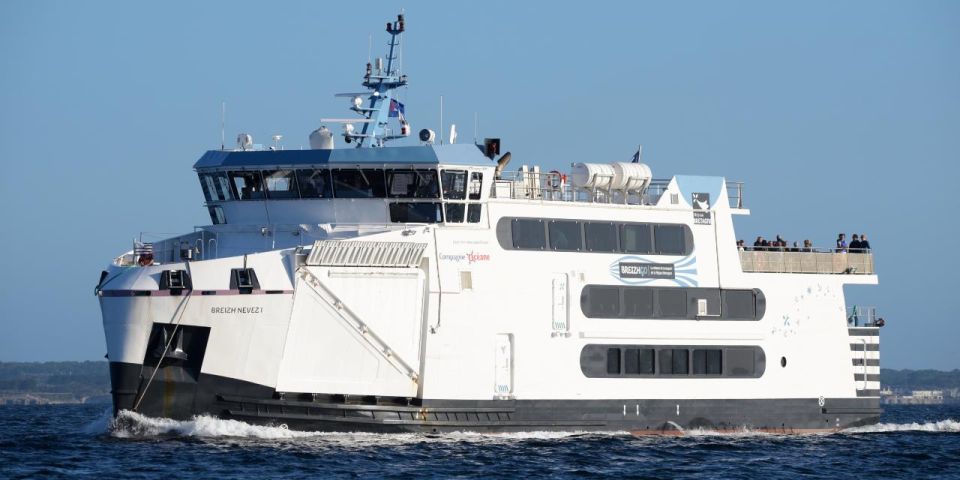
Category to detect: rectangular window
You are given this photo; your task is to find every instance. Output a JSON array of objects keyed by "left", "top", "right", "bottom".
[
  {"left": 207, "top": 206, "right": 225, "bottom": 225},
  {"left": 584, "top": 286, "right": 620, "bottom": 317},
  {"left": 624, "top": 348, "right": 640, "bottom": 374},
  {"left": 445, "top": 203, "right": 465, "bottom": 223},
  {"left": 722, "top": 290, "right": 756, "bottom": 320},
  {"left": 622, "top": 288, "right": 654, "bottom": 318},
  {"left": 228, "top": 171, "right": 265, "bottom": 200},
  {"left": 262, "top": 169, "right": 299, "bottom": 199},
  {"left": 468, "top": 172, "right": 483, "bottom": 200},
  {"left": 725, "top": 348, "right": 756, "bottom": 376},
  {"left": 548, "top": 220, "right": 582, "bottom": 251},
  {"left": 386, "top": 169, "right": 439, "bottom": 198},
  {"left": 584, "top": 222, "right": 617, "bottom": 252},
  {"left": 620, "top": 224, "right": 653, "bottom": 254},
  {"left": 672, "top": 349, "right": 689, "bottom": 374},
  {"left": 656, "top": 289, "right": 687, "bottom": 318},
  {"left": 389, "top": 202, "right": 443, "bottom": 223},
  {"left": 332, "top": 169, "right": 386, "bottom": 198},
  {"left": 639, "top": 348, "right": 655, "bottom": 374},
  {"left": 511, "top": 219, "right": 546, "bottom": 249},
  {"left": 214, "top": 173, "right": 233, "bottom": 201},
  {"left": 199, "top": 174, "right": 216, "bottom": 202},
  {"left": 467, "top": 204, "right": 482, "bottom": 223},
  {"left": 296, "top": 169, "right": 333, "bottom": 198},
  {"left": 693, "top": 349, "right": 723, "bottom": 375},
  {"left": 654, "top": 224, "right": 685, "bottom": 255},
  {"left": 441, "top": 170, "right": 468, "bottom": 200},
  {"left": 606, "top": 348, "right": 621, "bottom": 375}
]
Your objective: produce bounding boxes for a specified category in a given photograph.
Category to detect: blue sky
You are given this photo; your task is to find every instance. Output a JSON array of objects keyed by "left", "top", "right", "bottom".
[{"left": 0, "top": 1, "right": 957, "bottom": 368}]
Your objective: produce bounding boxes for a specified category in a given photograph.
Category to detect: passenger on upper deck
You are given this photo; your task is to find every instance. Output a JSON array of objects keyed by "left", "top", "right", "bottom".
[
  {"left": 737, "top": 240, "right": 746, "bottom": 251},
  {"left": 849, "top": 234, "right": 862, "bottom": 252},
  {"left": 859, "top": 234, "right": 871, "bottom": 251},
  {"left": 836, "top": 233, "right": 847, "bottom": 253},
  {"left": 803, "top": 239, "right": 813, "bottom": 252},
  {"left": 753, "top": 236, "right": 766, "bottom": 250}
]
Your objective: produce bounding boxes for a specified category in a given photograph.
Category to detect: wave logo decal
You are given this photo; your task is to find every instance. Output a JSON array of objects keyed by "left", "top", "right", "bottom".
[{"left": 608, "top": 253, "right": 698, "bottom": 287}]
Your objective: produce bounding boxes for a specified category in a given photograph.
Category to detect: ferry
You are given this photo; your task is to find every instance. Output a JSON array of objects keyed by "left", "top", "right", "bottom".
[{"left": 97, "top": 15, "right": 882, "bottom": 433}]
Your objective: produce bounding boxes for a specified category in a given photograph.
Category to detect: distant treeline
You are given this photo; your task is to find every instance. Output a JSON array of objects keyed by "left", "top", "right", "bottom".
[
  {"left": 0, "top": 361, "right": 109, "bottom": 398},
  {"left": 880, "top": 368, "right": 960, "bottom": 390}
]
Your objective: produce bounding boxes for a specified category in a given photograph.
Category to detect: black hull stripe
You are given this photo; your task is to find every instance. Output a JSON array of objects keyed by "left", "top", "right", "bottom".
[
  {"left": 852, "top": 359, "right": 880, "bottom": 366},
  {"left": 856, "top": 390, "right": 881, "bottom": 397},
  {"left": 850, "top": 343, "right": 880, "bottom": 351},
  {"left": 852, "top": 374, "right": 881, "bottom": 382},
  {"left": 847, "top": 328, "right": 880, "bottom": 337}
]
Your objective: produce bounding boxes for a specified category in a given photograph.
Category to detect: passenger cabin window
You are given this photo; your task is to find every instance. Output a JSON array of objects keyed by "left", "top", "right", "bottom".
[
  {"left": 441, "top": 170, "right": 467, "bottom": 200},
  {"left": 548, "top": 221, "right": 582, "bottom": 251},
  {"left": 584, "top": 222, "right": 617, "bottom": 252},
  {"left": 389, "top": 202, "right": 443, "bottom": 223},
  {"left": 386, "top": 169, "right": 439, "bottom": 198},
  {"left": 511, "top": 219, "right": 546, "bottom": 250},
  {"left": 229, "top": 171, "right": 265, "bottom": 200},
  {"left": 296, "top": 169, "right": 333, "bottom": 198},
  {"left": 262, "top": 169, "right": 299, "bottom": 199},
  {"left": 654, "top": 224, "right": 685, "bottom": 255},
  {"left": 581, "top": 344, "right": 765, "bottom": 378},
  {"left": 620, "top": 224, "right": 653, "bottom": 254},
  {"left": 332, "top": 168, "right": 386, "bottom": 198}
]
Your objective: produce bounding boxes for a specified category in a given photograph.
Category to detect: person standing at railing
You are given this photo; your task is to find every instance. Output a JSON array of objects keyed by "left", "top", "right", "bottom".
[
  {"left": 753, "top": 236, "right": 765, "bottom": 251},
  {"left": 803, "top": 239, "right": 813, "bottom": 252},
  {"left": 836, "top": 233, "right": 847, "bottom": 253},
  {"left": 859, "top": 234, "right": 871, "bottom": 252},
  {"left": 849, "top": 234, "right": 863, "bottom": 252}
]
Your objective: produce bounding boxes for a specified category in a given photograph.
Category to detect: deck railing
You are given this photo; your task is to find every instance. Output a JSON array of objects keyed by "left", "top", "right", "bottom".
[
  {"left": 494, "top": 172, "right": 745, "bottom": 208},
  {"left": 847, "top": 306, "right": 881, "bottom": 327},
  {"left": 739, "top": 250, "right": 874, "bottom": 274}
]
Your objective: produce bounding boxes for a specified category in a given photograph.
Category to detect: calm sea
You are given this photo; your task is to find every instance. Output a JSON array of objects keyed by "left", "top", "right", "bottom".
[{"left": 0, "top": 403, "right": 957, "bottom": 479}]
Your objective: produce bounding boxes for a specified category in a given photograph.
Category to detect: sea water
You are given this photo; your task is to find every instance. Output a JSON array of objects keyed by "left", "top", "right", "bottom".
[{"left": 1, "top": 404, "right": 958, "bottom": 478}]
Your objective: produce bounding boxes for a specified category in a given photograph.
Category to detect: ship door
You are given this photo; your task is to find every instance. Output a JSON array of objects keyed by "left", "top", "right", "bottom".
[
  {"left": 551, "top": 273, "right": 569, "bottom": 335},
  {"left": 494, "top": 333, "right": 514, "bottom": 398}
]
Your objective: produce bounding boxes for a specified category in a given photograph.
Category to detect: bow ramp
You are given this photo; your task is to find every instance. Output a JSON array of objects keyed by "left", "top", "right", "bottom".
[{"left": 276, "top": 240, "right": 429, "bottom": 398}]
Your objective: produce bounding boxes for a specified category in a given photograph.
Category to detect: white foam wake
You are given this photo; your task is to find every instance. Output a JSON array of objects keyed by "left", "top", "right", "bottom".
[
  {"left": 107, "top": 410, "right": 623, "bottom": 443},
  {"left": 110, "top": 410, "right": 319, "bottom": 439},
  {"left": 843, "top": 419, "right": 960, "bottom": 434}
]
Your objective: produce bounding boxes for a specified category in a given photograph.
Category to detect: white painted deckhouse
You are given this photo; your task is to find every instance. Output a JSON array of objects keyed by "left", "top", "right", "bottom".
[{"left": 97, "top": 15, "right": 883, "bottom": 433}]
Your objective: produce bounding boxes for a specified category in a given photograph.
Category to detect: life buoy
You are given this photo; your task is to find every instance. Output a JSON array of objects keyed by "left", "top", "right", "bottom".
[{"left": 548, "top": 170, "right": 565, "bottom": 189}]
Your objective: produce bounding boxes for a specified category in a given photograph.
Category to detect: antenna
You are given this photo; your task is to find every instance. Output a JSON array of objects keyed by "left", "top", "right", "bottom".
[
  {"left": 220, "top": 101, "right": 226, "bottom": 150},
  {"left": 439, "top": 95, "right": 444, "bottom": 145},
  {"left": 367, "top": 34, "right": 372, "bottom": 64},
  {"left": 473, "top": 112, "right": 478, "bottom": 144}
]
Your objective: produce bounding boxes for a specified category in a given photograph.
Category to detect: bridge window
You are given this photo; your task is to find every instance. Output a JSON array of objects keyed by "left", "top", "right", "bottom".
[
  {"left": 620, "top": 224, "right": 654, "bottom": 254},
  {"left": 389, "top": 202, "right": 443, "bottom": 223},
  {"left": 229, "top": 171, "right": 265, "bottom": 200},
  {"left": 467, "top": 204, "right": 482, "bottom": 223},
  {"left": 263, "top": 169, "right": 299, "bottom": 199},
  {"left": 468, "top": 172, "right": 483, "bottom": 200},
  {"left": 386, "top": 169, "right": 440, "bottom": 198},
  {"left": 548, "top": 220, "right": 582, "bottom": 251},
  {"left": 332, "top": 168, "right": 386, "bottom": 198},
  {"left": 584, "top": 222, "right": 617, "bottom": 252},
  {"left": 296, "top": 169, "right": 332, "bottom": 198},
  {"left": 444, "top": 203, "right": 465, "bottom": 223},
  {"left": 441, "top": 170, "right": 467, "bottom": 200},
  {"left": 207, "top": 206, "right": 225, "bottom": 225}
]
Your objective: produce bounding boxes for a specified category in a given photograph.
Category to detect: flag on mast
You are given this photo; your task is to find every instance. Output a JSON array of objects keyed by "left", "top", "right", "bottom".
[
  {"left": 389, "top": 99, "right": 405, "bottom": 122},
  {"left": 631, "top": 145, "right": 642, "bottom": 163}
]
